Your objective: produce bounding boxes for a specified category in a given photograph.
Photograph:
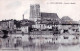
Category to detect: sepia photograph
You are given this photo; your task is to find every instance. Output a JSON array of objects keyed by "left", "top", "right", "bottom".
[{"left": 0, "top": 0, "right": 80, "bottom": 51}]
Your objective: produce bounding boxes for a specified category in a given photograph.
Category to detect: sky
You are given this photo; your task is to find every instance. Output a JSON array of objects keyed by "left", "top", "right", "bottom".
[{"left": 0, "top": 0, "right": 80, "bottom": 21}]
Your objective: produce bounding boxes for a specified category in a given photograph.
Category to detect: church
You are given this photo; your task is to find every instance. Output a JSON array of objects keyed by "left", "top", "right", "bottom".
[{"left": 29, "top": 4, "right": 60, "bottom": 24}]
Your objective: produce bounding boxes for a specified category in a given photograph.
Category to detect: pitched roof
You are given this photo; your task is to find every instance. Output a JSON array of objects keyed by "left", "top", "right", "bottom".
[
  {"left": 21, "top": 19, "right": 35, "bottom": 26},
  {"left": 41, "top": 12, "right": 59, "bottom": 19},
  {"left": 0, "top": 19, "right": 14, "bottom": 22}
]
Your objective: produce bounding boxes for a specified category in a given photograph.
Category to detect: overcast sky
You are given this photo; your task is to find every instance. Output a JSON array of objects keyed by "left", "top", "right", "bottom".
[{"left": 0, "top": 0, "right": 80, "bottom": 21}]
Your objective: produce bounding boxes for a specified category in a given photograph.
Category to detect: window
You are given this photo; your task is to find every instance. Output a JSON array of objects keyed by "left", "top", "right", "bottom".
[
  {"left": 63, "top": 30, "right": 68, "bottom": 33},
  {"left": 37, "top": 37, "right": 39, "bottom": 39},
  {"left": 43, "top": 24, "right": 44, "bottom": 27},
  {"left": 40, "top": 25, "right": 41, "bottom": 27},
  {"left": 45, "top": 38, "right": 48, "bottom": 39},
  {"left": 64, "top": 36, "right": 68, "bottom": 39},
  {"left": 76, "top": 29, "right": 79, "bottom": 32},
  {"left": 49, "top": 25, "right": 50, "bottom": 27},
  {"left": 72, "top": 29, "right": 75, "bottom": 31},
  {"left": 76, "top": 37, "right": 78, "bottom": 39}
]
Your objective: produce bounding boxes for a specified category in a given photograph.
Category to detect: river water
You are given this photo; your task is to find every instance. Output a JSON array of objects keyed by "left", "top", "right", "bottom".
[
  {"left": 1, "top": 44, "right": 80, "bottom": 51},
  {"left": 20, "top": 44, "right": 80, "bottom": 51},
  {"left": 1, "top": 34, "right": 80, "bottom": 51}
]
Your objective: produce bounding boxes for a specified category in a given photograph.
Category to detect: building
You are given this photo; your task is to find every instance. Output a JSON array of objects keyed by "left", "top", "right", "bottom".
[
  {"left": 20, "top": 19, "right": 35, "bottom": 34},
  {"left": 0, "top": 19, "right": 15, "bottom": 33},
  {"left": 32, "top": 23, "right": 53, "bottom": 31},
  {"left": 60, "top": 21, "right": 80, "bottom": 34},
  {"left": 0, "top": 22, "right": 1, "bottom": 28},
  {"left": 20, "top": 24, "right": 29, "bottom": 34},
  {"left": 41, "top": 12, "right": 60, "bottom": 21}
]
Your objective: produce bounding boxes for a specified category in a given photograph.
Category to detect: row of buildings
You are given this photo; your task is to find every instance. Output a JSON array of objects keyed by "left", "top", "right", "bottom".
[{"left": 0, "top": 4, "right": 80, "bottom": 34}]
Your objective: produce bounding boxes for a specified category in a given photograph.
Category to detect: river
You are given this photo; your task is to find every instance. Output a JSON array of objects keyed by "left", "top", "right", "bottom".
[{"left": 1, "top": 44, "right": 80, "bottom": 51}]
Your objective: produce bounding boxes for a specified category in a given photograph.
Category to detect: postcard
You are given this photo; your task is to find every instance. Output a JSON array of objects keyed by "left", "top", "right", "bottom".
[{"left": 0, "top": 0, "right": 80, "bottom": 51}]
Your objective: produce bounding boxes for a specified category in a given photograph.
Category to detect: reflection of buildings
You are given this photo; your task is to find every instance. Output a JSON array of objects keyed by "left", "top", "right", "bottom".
[
  {"left": 57, "top": 34, "right": 79, "bottom": 44},
  {"left": 30, "top": 31, "right": 53, "bottom": 44},
  {"left": 1, "top": 36, "right": 14, "bottom": 48}
]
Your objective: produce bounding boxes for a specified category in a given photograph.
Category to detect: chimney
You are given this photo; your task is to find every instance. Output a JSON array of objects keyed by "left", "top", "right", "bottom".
[{"left": 23, "top": 14, "right": 24, "bottom": 20}]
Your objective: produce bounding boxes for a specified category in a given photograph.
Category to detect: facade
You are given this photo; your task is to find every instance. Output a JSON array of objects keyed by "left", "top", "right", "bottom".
[
  {"left": 0, "top": 19, "right": 14, "bottom": 31},
  {"left": 32, "top": 23, "right": 48, "bottom": 30},
  {"left": 20, "top": 19, "right": 35, "bottom": 34},
  {"left": 20, "top": 26, "right": 28, "bottom": 33},
  {"left": 60, "top": 21, "right": 80, "bottom": 34}
]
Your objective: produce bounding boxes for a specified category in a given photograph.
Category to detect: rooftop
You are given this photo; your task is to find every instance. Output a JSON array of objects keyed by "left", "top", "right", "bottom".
[{"left": 41, "top": 12, "right": 59, "bottom": 19}]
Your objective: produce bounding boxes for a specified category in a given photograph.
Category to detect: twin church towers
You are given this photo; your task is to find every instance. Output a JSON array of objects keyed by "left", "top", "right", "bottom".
[{"left": 29, "top": 4, "right": 41, "bottom": 22}]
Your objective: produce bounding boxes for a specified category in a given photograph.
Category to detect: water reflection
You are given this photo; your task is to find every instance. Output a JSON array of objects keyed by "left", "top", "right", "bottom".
[
  {"left": 23, "top": 43, "right": 60, "bottom": 51},
  {"left": 22, "top": 44, "right": 80, "bottom": 51},
  {"left": 1, "top": 43, "right": 80, "bottom": 51}
]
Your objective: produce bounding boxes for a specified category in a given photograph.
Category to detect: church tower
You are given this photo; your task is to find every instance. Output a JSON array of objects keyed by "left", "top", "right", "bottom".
[{"left": 29, "top": 4, "right": 41, "bottom": 22}]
